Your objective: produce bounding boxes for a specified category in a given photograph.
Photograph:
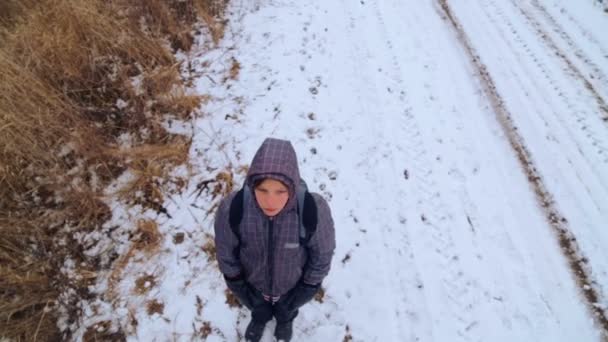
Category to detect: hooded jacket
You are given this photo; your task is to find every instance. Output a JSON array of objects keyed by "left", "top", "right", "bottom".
[{"left": 214, "top": 138, "right": 336, "bottom": 296}]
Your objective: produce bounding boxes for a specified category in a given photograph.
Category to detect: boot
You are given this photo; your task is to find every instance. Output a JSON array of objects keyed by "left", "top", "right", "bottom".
[
  {"left": 245, "top": 319, "right": 266, "bottom": 342},
  {"left": 274, "top": 320, "right": 293, "bottom": 342}
]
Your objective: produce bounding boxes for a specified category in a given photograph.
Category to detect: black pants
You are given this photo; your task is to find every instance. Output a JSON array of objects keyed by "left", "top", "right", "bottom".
[{"left": 248, "top": 287, "right": 299, "bottom": 325}]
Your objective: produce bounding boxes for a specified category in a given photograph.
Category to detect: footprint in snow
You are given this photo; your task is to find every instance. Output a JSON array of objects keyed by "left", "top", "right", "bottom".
[{"left": 306, "top": 127, "right": 321, "bottom": 139}]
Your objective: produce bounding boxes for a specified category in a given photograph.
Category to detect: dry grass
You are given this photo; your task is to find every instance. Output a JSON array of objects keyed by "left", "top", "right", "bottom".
[
  {"left": 106, "top": 140, "right": 191, "bottom": 165},
  {"left": 0, "top": 0, "right": 228, "bottom": 340},
  {"left": 314, "top": 286, "right": 325, "bottom": 304},
  {"left": 83, "top": 321, "right": 126, "bottom": 342},
  {"left": 198, "top": 8, "right": 225, "bottom": 45},
  {"left": 0, "top": 0, "right": 36, "bottom": 30},
  {"left": 227, "top": 57, "right": 241, "bottom": 81},
  {"left": 224, "top": 289, "right": 242, "bottom": 308},
  {"left": 0, "top": 214, "right": 65, "bottom": 341},
  {"left": 201, "top": 234, "right": 217, "bottom": 262},
  {"left": 121, "top": 0, "right": 227, "bottom": 49},
  {"left": 134, "top": 274, "right": 157, "bottom": 295},
  {"left": 108, "top": 220, "right": 162, "bottom": 301},
  {"left": 5, "top": 1, "right": 174, "bottom": 130},
  {"left": 146, "top": 299, "right": 165, "bottom": 316},
  {"left": 215, "top": 170, "right": 236, "bottom": 197},
  {"left": 199, "top": 321, "right": 212, "bottom": 338},
  {"left": 0, "top": 52, "right": 86, "bottom": 204},
  {"left": 133, "top": 220, "right": 163, "bottom": 253}
]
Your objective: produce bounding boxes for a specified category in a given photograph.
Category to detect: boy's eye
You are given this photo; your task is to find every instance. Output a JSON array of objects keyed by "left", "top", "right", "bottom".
[{"left": 255, "top": 188, "right": 287, "bottom": 195}]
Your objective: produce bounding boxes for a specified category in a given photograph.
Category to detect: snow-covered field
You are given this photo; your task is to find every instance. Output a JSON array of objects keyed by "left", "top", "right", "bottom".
[{"left": 70, "top": 0, "right": 608, "bottom": 341}]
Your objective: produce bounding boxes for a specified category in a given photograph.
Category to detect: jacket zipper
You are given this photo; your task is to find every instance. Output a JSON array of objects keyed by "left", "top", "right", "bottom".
[{"left": 267, "top": 218, "right": 274, "bottom": 296}]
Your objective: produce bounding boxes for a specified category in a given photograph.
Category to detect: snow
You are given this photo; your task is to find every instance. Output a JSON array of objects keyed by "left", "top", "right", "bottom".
[
  {"left": 66, "top": 0, "right": 608, "bottom": 341},
  {"left": 448, "top": 0, "right": 608, "bottom": 320}
]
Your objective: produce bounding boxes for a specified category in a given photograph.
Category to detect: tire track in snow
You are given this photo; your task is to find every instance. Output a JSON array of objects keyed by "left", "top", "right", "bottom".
[
  {"left": 438, "top": 0, "right": 608, "bottom": 338},
  {"left": 548, "top": 4, "right": 608, "bottom": 66},
  {"left": 481, "top": 0, "right": 608, "bottom": 171},
  {"left": 366, "top": 1, "right": 483, "bottom": 340},
  {"left": 335, "top": 2, "right": 429, "bottom": 340},
  {"left": 528, "top": 0, "right": 608, "bottom": 96},
  {"left": 506, "top": 0, "right": 608, "bottom": 121},
  {"left": 476, "top": 0, "right": 608, "bottom": 216}
]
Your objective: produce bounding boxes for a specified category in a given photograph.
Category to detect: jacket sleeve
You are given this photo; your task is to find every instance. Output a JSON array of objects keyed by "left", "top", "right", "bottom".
[
  {"left": 302, "top": 193, "right": 336, "bottom": 285},
  {"left": 213, "top": 192, "right": 242, "bottom": 278}
]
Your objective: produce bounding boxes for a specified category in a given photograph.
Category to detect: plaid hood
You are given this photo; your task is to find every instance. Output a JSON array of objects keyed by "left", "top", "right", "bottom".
[{"left": 246, "top": 138, "right": 301, "bottom": 212}]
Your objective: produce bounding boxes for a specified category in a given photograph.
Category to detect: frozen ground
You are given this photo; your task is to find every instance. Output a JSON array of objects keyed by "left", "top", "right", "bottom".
[{"left": 70, "top": 0, "right": 608, "bottom": 341}]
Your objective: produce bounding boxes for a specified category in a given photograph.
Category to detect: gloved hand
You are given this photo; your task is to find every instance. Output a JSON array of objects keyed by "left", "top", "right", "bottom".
[
  {"left": 224, "top": 274, "right": 253, "bottom": 309},
  {"left": 286, "top": 281, "right": 320, "bottom": 311}
]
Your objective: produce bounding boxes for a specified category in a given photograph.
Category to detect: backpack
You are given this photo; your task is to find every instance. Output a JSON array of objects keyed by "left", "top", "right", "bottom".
[{"left": 228, "top": 179, "right": 318, "bottom": 247}]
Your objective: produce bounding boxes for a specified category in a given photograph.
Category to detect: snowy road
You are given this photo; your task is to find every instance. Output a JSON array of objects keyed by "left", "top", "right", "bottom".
[
  {"left": 444, "top": 0, "right": 608, "bottom": 335},
  {"left": 89, "top": 0, "right": 608, "bottom": 341},
  {"left": 187, "top": 0, "right": 608, "bottom": 340}
]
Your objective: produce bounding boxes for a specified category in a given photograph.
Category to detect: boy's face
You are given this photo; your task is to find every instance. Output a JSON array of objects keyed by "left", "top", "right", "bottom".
[{"left": 254, "top": 178, "right": 289, "bottom": 217}]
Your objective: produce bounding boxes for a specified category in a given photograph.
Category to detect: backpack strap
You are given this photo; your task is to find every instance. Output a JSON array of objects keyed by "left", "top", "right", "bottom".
[
  {"left": 228, "top": 185, "right": 250, "bottom": 244},
  {"left": 296, "top": 180, "right": 318, "bottom": 246}
]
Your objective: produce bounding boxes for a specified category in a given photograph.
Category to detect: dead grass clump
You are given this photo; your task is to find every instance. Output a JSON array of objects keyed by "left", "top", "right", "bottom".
[
  {"left": 146, "top": 299, "right": 164, "bottom": 316},
  {"left": 134, "top": 274, "right": 157, "bottom": 295},
  {"left": 197, "top": 6, "right": 225, "bottom": 46},
  {"left": 202, "top": 235, "right": 217, "bottom": 262},
  {"left": 134, "top": 220, "right": 162, "bottom": 253},
  {"left": 314, "top": 286, "right": 325, "bottom": 303},
  {"left": 60, "top": 188, "right": 113, "bottom": 231},
  {"left": 0, "top": 1, "right": 20, "bottom": 27},
  {"left": 0, "top": 52, "right": 83, "bottom": 199},
  {"left": 107, "top": 220, "right": 161, "bottom": 301},
  {"left": 199, "top": 321, "right": 212, "bottom": 338},
  {"left": 227, "top": 57, "right": 241, "bottom": 81},
  {"left": 143, "top": 65, "right": 183, "bottom": 97},
  {"left": 107, "top": 248, "right": 137, "bottom": 303},
  {"left": 0, "top": 0, "right": 38, "bottom": 30},
  {"left": 121, "top": 0, "right": 196, "bottom": 51},
  {"left": 109, "top": 137, "right": 190, "bottom": 212},
  {"left": 107, "top": 139, "right": 191, "bottom": 165},
  {"left": 118, "top": 161, "right": 165, "bottom": 211},
  {"left": 123, "top": 0, "right": 227, "bottom": 49},
  {"left": 0, "top": 264, "right": 59, "bottom": 341},
  {"left": 224, "top": 289, "right": 242, "bottom": 308},
  {"left": 83, "top": 321, "right": 126, "bottom": 342},
  {"left": 154, "top": 91, "right": 206, "bottom": 120},
  {"left": 0, "top": 213, "right": 67, "bottom": 341},
  {"left": 215, "top": 171, "right": 235, "bottom": 197}
]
